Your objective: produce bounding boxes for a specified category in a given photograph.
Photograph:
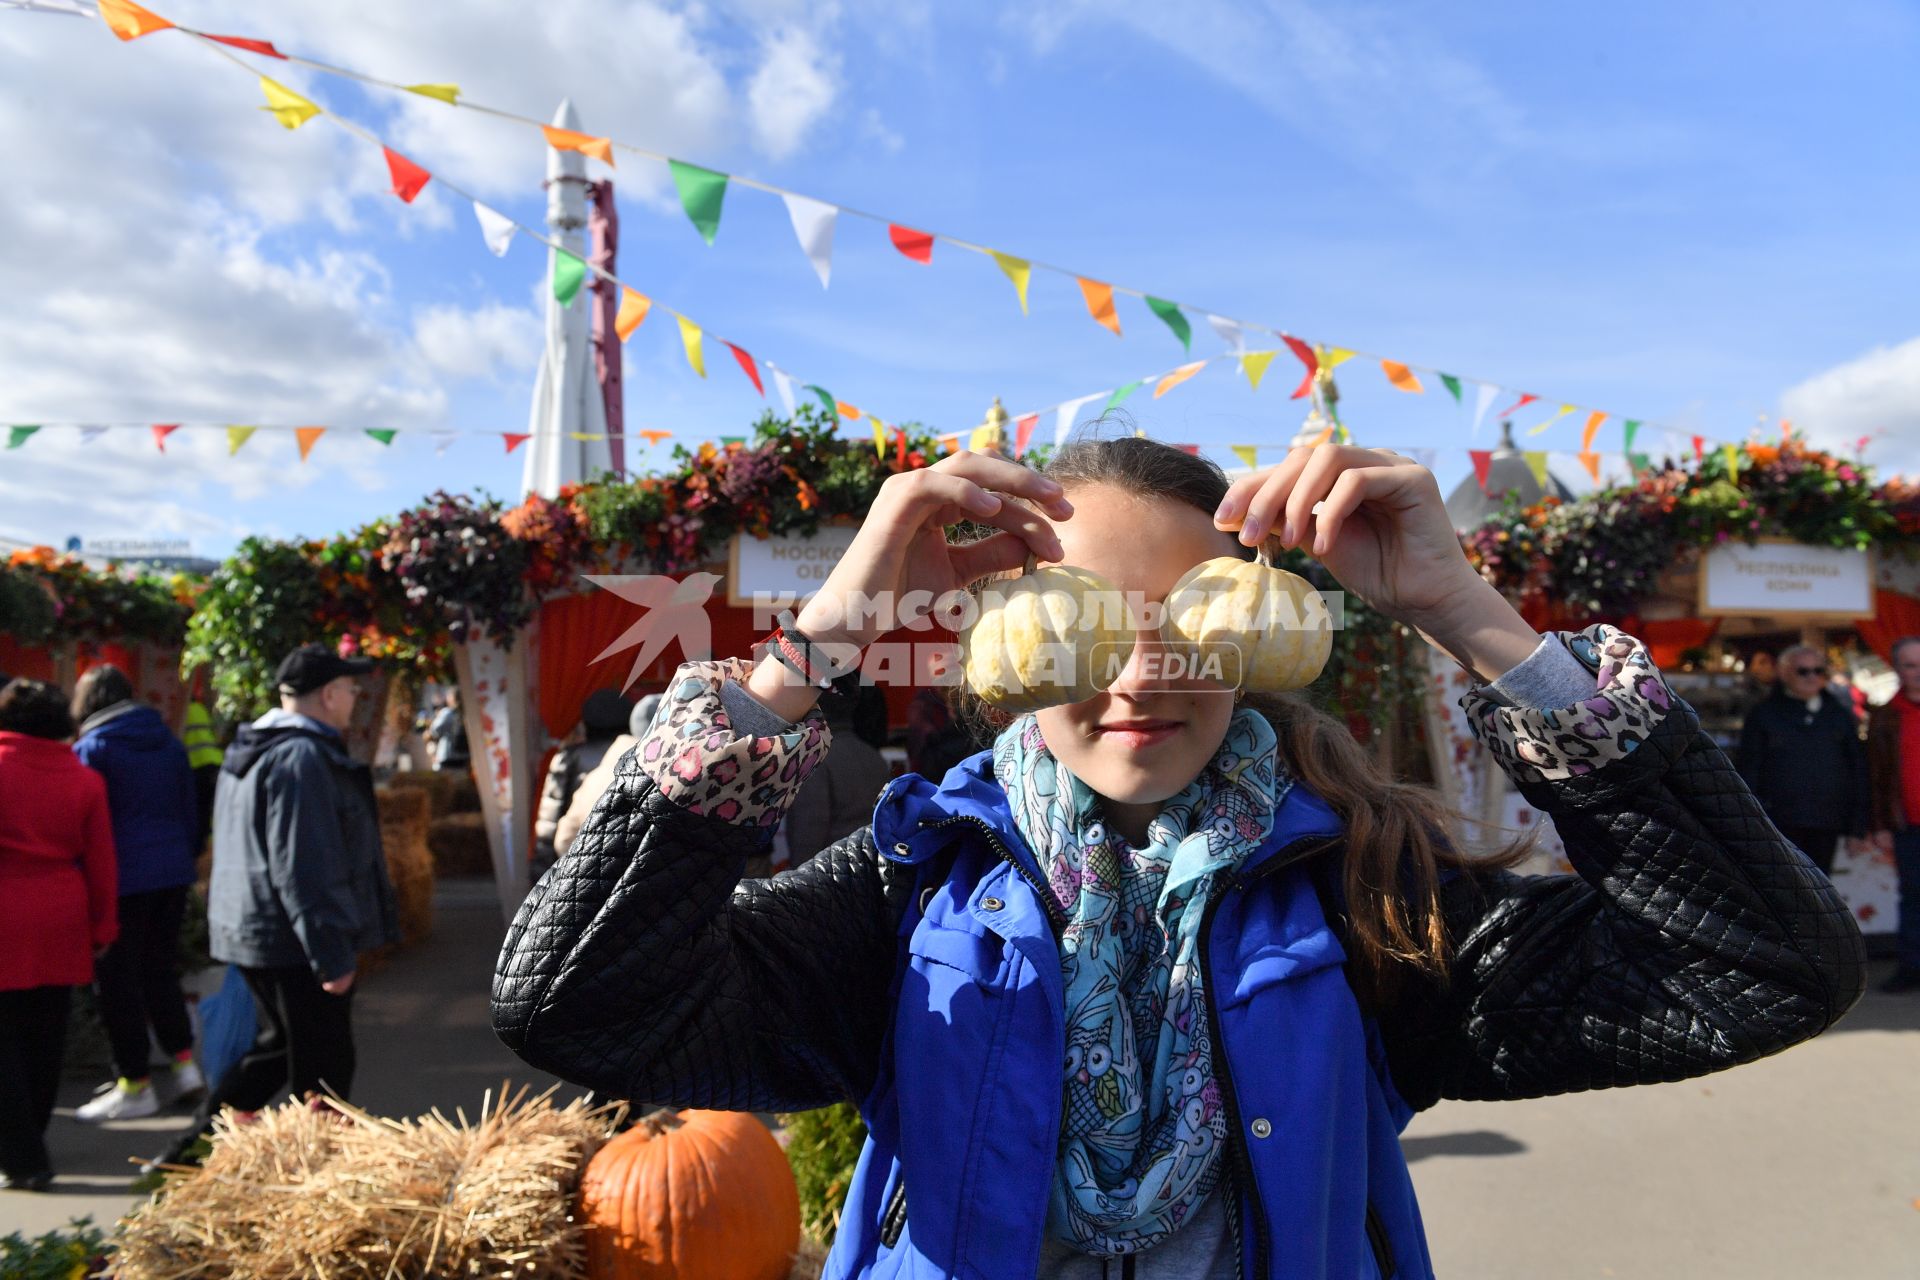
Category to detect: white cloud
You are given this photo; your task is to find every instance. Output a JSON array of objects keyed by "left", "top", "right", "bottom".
[
  {"left": 1779, "top": 336, "right": 1920, "bottom": 475},
  {"left": 860, "top": 106, "right": 905, "bottom": 155},
  {"left": 747, "top": 25, "right": 839, "bottom": 160},
  {"left": 413, "top": 302, "right": 544, "bottom": 382}
]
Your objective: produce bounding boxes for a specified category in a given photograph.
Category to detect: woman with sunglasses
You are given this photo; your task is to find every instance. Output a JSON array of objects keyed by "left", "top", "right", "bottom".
[{"left": 495, "top": 437, "right": 1865, "bottom": 1279}]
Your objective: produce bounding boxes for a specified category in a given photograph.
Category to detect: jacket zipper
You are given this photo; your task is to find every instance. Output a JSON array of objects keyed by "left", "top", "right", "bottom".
[
  {"left": 1365, "top": 1203, "right": 1396, "bottom": 1278},
  {"left": 879, "top": 1180, "right": 908, "bottom": 1248},
  {"left": 917, "top": 815, "right": 1067, "bottom": 934}
]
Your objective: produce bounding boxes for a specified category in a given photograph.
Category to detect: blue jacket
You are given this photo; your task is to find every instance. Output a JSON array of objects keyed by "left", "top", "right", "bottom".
[{"left": 73, "top": 702, "right": 198, "bottom": 896}]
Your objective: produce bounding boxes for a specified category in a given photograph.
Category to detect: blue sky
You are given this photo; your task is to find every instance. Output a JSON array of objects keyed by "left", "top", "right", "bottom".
[{"left": 1, "top": 0, "right": 1916, "bottom": 558}]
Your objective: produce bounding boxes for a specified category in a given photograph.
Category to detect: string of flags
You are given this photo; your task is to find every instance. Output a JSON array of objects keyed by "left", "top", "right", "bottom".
[
  {"left": 0, "top": 421, "right": 682, "bottom": 460},
  {"left": 63, "top": 0, "right": 1775, "bottom": 462}
]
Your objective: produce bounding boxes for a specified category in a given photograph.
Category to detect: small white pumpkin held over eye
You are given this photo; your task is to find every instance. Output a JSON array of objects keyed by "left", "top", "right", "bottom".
[
  {"left": 961, "top": 561, "right": 1136, "bottom": 712},
  {"left": 1160, "top": 548, "right": 1332, "bottom": 692}
]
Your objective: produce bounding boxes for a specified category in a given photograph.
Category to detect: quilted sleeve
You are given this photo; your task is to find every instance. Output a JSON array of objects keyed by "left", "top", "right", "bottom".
[
  {"left": 1380, "top": 625, "right": 1869, "bottom": 1109},
  {"left": 491, "top": 661, "right": 910, "bottom": 1111}
]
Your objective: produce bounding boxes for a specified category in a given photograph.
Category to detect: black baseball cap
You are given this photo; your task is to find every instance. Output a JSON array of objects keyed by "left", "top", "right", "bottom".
[{"left": 275, "top": 644, "right": 374, "bottom": 697}]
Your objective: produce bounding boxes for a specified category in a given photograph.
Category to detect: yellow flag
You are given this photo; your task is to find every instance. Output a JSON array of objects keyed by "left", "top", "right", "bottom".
[
  {"left": 1323, "top": 347, "right": 1356, "bottom": 369},
  {"left": 991, "top": 252, "right": 1031, "bottom": 314},
  {"left": 676, "top": 315, "right": 705, "bottom": 377},
  {"left": 871, "top": 416, "right": 887, "bottom": 458},
  {"left": 405, "top": 83, "right": 461, "bottom": 105},
  {"left": 1380, "top": 360, "right": 1423, "bottom": 393},
  {"left": 1240, "top": 350, "right": 1277, "bottom": 391},
  {"left": 1155, "top": 361, "right": 1207, "bottom": 399},
  {"left": 294, "top": 426, "right": 325, "bottom": 462},
  {"left": 1522, "top": 450, "right": 1550, "bottom": 487},
  {"left": 569, "top": 432, "right": 603, "bottom": 441},
  {"left": 614, "top": 288, "right": 651, "bottom": 341},
  {"left": 259, "top": 77, "right": 321, "bottom": 130},
  {"left": 1723, "top": 443, "right": 1740, "bottom": 478},
  {"left": 98, "top": 0, "right": 173, "bottom": 40},
  {"left": 970, "top": 425, "right": 997, "bottom": 451},
  {"left": 1231, "top": 445, "right": 1259, "bottom": 470},
  {"left": 1527, "top": 404, "right": 1575, "bottom": 436},
  {"left": 226, "top": 426, "right": 257, "bottom": 456}
]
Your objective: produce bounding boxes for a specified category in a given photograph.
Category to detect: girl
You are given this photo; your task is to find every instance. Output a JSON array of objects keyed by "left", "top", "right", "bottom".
[{"left": 494, "top": 439, "right": 1865, "bottom": 1278}]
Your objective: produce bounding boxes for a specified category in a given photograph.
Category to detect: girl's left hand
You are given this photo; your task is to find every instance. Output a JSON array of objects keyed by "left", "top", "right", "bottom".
[{"left": 1213, "top": 445, "right": 1478, "bottom": 631}]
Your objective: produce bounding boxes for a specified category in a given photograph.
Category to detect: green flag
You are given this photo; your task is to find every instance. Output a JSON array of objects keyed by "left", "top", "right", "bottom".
[
  {"left": 720, "top": 435, "right": 746, "bottom": 446},
  {"left": 1622, "top": 418, "right": 1642, "bottom": 452},
  {"left": 1627, "top": 451, "right": 1650, "bottom": 475},
  {"left": 1439, "top": 373, "right": 1463, "bottom": 403},
  {"left": 1144, "top": 297, "right": 1191, "bottom": 352},
  {"left": 669, "top": 159, "right": 729, "bottom": 245},
  {"left": 6, "top": 425, "right": 39, "bottom": 449},
  {"left": 803, "top": 384, "right": 837, "bottom": 417},
  {"left": 1105, "top": 380, "right": 1143, "bottom": 412},
  {"left": 553, "top": 248, "right": 587, "bottom": 306},
  {"left": 364, "top": 429, "right": 397, "bottom": 445}
]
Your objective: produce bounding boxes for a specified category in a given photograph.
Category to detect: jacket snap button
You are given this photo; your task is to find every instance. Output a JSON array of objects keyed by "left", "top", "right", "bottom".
[
  {"left": 893, "top": 843, "right": 911, "bottom": 857},
  {"left": 981, "top": 897, "right": 1004, "bottom": 911},
  {"left": 1250, "top": 1118, "right": 1272, "bottom": 1139}
]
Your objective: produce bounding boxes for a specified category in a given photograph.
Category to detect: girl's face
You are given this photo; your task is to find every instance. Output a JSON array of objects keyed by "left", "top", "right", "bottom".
[{"left": 1033, "top": 483, "right": 1243, "bottom": 831}]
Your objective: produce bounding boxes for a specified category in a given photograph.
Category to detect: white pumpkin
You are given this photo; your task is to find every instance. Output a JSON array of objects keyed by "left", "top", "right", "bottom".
[
  {"left": 961, "top": 563, "right": 1136, "bottom": 712},
  {"left": 1159, "top": 551, "right": 1332, "bottom": 692}
]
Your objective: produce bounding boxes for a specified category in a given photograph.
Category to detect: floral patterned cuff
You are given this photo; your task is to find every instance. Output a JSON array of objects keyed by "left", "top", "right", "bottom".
[
  {"left": 633, "top": 658, "right": 832, "bottom": 829},
  {"left": 1458, "top": 624, "right": 1675, "bottom": 786}
]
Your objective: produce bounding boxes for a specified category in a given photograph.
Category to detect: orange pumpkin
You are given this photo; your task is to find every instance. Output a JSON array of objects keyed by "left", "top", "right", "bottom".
[{"left": 578, "top": 1109, "right": 802, "bottom": 1280}]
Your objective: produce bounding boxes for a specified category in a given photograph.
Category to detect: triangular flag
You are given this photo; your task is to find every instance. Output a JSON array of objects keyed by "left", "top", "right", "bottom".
[
  {"left": 6, "top": 425, "right": 40, "bottom": 449},
  {"left": 432, "top": 431, "right": 457, "bottom": 455},
  {"left": 77, "top": 425, "right": 107, "bottom": 444},
  {"left": 1691, "top": 435, "right": 1705, "bottom": 464},
  {"left": 725, "top": 342, "right": 764, "bottom": 396},
  {"left": 836, "top": 401, "right": 861, "bottom": 420},
  {"left": 768, "top": 365, "right": 797, "bottom": 417},
  {"left": 1308, "top": 425, "right": 1335, "bottom": 448},
  {"left": 676, "top": 316, "right": 705, "bottom": 377},
  {"left": 1496, "top": 392, "right": 1538, "bottom": 419},
  {"left": 1105, "top": 381, "right": 1143, "bottom": 412},
  {"left": 1145, "top": 297, "right": 1191, "bottom": 351},
  {"left": 569, "top": 432, "right": 600, "bottom": 442},
  {"left": 382, "top": 147, "right": 430, "bottom": 203},
  {"left": 888, "top": 224, "right": 933, "bottom": 263},
  {"left": 1522, "top": 451, "right": 1549, "bottom": 487},
  {"left": 258, "top": 77, "right": 320, "bottom": 130},
  {"left": 405, "top": 83, "right": 460, "bottom": 105},
  {"left": 542, "top": 125, "right": 613, "bottom": 166},
  {"left": 98, "top": 0, "right": 172, "bottom": 41},
  {"left": 990, "top": 252, "right": 1031, "bottom": 314},
  {"left": 803, "top": 385, "right": 837, "bottom": 417},
  {"left": 1155, "top": 361, "right": 1207, "bottom": 399},
  {"left": 1231, "top": 445, "right": 1259, "bottom": 470},
  {"left": 1323, "top": 348, "right": 1357, "bottom": 369},
  {"left": 1207, "top": 315, "right": 1247, "bottom": 351},
  {"left": 896, "top": 427, "right": 908, "bottom": 470},
  {"left": 151, "top": 424, "right": 180, "bottom": 452},
  {"left": 472, "top": 202, "right": 515, "bottom": 257},
  {"left": 669, "top": 160, "right": 728, "bottom": 243},
  {"left": 614, "top": 287, "right": 651, "bottom": 340},
  {"left": 1576, "top": 450, "right": 1602, "bottom": 483},
  {"left": 1240, "top": 350, "right": 1277, "bottom": 391},
  {"left": 226, "top": 426, "right": 256, "bottom": 456},
  {"left": 503, "top": 433, "right": 530, "bottom": 453},
  {"left": 638, "top": 429, "right": 673, "bottom": 445},
  {"left": 1077, "top": 278, "right": 1121, "bottom": 336},
  {"left": 720, "top": 436, "right": 746, "bottom": 448},
  {"left": 1174, "top": 444, "right": 1201, "bottom": 456},
  {"left": 294, "top": 427, "right": 325, "bottom": 462},
  {"left": 1580, "top": 411, "right": 1606, "bottom": 452},
  {"left": 781, "top": 193, "right": 836, "bottom": 288},
  {"left": 1469, "top": 450, "right": 1493, "bottom": 491},
  {"left": 871, "top": 416, "right": 887, "bottom": 459},
  {"left": 1013, "top": 413, "right": 1039, "bottom": 457},
  {"left": 1055, "top": 392, "right": 1103, "bottom": 446},
  {"left": 1381, "top": 359, "right": 1423, "bottom": 393},
  {"left": 970, "top": 425, "right": 999, "bottom": 451},
  {"left": 1281, "top": 335, "right": 1318, "bottom": 399},
  {"left": 1408, "top": 448, "right": 1438, "bottom": 471},
  {"left": 1722, "top": 444, "right": 1740, "bottom": 478},
  {"left": 552, "top": 248, "right": 587, "bottom": 306},
  {"left": 206, "top": 34, "right": 283, "bottom": 57},
  {"left": 1622, "top": 419, "right": 1642, "bottom": 452},
  {"left": 1527, "top": 404, "right": 1574, "bottom": 436},
  {"left": 364, "top": 429, "right": 397, "bottom": 445},
  {"left": 1627, "top": 451, "right": 1650, "bottom": 475},
  {"left": 1471, "top": 383, "right": 1498, "bottom": 437},
  {"left": 1438, "top": 373, "right": 1463, "bottom": 403}
]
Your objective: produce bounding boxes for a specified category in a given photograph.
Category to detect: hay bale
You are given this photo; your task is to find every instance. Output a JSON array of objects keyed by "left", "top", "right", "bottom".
[
  {"left": 388, "top": 768, "right": 481, "bottom": 818},
  {"left": 113, "top": 1087, "right": 618, "bottom": 1280},
  {"left": 376, "top": 786, "right": 435, "bottom": 947},
  {"left": 428, "top": 811, "right": 495, "bottom": 879}
]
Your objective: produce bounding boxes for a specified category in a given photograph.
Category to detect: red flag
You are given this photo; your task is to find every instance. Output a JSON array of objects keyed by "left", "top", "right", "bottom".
[
  {"left": 1495, "top": 392, "right": 1538, "bottom": 419},
  {"left": 888, "top": 224, "right": 934, "bottom": 264},
  {"left": 1691, "top": 435, "right": 1705, "bottom": 464},
  {"left": 1014, "top": 413, "right": 1039, "bottom": 457},
  {"left": 151, "top": 423, "right": 180, "bottom": 453},
  {"left": 205, "top": 33, "right": 285, "bottom": 58},
  {"left": 382, "top": 147, "right": 430, "bottom": 203},
  {"left": 1469, "top": 450, "right": 1493, "bottom": 491},
  {"left": 1175, "top": 443, "right": 1201, "bottom": 456},
  {"left": 503, "top": 433, "right": 531, "bottom": 453},
  {"left": 1282, "top": 335, "right": 1318, "bottom": 399},
  {"left": 895, "top": 428, "right": 908, "bottom": 469},
  {"left": 724, "top": 342, "right": 764, "bottom": 396}
]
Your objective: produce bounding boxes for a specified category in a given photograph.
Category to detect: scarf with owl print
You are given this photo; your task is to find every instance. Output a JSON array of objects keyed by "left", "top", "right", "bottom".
[{"left": 992, "top": 707, "right": 1288, "bottom": 1256}]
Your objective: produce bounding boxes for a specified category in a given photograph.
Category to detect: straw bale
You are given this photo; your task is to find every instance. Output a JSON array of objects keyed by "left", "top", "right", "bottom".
[
  {"left": 112, "top": 1087, "right": 617, "bottom": 1280},
  {"left": 427, "top": 812, "right": 494, "bottom": 879},
  {"left": 387, "top": 769, "right": 481, "bottom": 819}
]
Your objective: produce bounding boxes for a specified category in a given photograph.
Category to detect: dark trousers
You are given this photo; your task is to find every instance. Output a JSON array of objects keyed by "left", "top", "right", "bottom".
[
  {"left": 0, "top": 986, "right": 71, "bottom": 1178},
  {"left": 95, "top": 886, "right": 194, "bottom": 1081},
  {"left": 1776, "top": 825, "right": 1839, "bottom": 877},
  {"left": 1896, "top": 829, "right": 1920, "bottom": 970},
  {"left": 198, "top": 965, "right": 354, "bottom": 1122}
]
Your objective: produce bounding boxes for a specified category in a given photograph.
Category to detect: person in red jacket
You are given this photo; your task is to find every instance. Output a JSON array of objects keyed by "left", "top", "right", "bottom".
[{"left": 0, "top": 679, "right": 118, "bottom": 1192}]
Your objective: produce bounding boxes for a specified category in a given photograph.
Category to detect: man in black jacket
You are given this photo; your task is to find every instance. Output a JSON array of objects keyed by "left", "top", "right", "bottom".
[
  {"left": 1736, "top": 644, "right": 1869, "bottom": 875},
  {"left": 147, "top": 645, "right": 398, "bottom": 1172}
]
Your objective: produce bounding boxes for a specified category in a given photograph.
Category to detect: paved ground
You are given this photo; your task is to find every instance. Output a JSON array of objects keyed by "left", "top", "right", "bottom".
[{"left": 5, "top": 883, "right": 1916, "bottom": 1278}]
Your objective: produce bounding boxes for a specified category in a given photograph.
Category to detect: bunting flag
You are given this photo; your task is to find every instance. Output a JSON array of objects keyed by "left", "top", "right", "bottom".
[
  {"left": 1468, "top": 449, "right": 1493, "bottom": 491},
  {"left": 1055, "top": 392, "right": 1103, "bottom": 445},
  {"left": 1691, "top": 435, "right": 1705, "bottom": 464},
  {"left": 7, "top": 425, "right": 40, "bottom": 449},
  {"left": 98, "top": 0, "right": 172, "bottom": 41},
  {"left": 1281, "top": 335, "right": 1318, "bottom": 398},
  {"left": 1527, "top": 404, "right": 1574, "bottom": 436},
  {"left": 637, "top": 429, "right": 674, "bottom": 445},
  {"left": 677, "top": 315, "right": 705, "bottom": 377},
  {"left": 552, "top": 248, "right": 587, "bottom": 305},
  {"left": 1471, "top": 383, "right": 1498, "bottom": 437},
  {"left": 1522, "top": 451, "right": 1550, "bottom": 488},
  {"left": 725, "top": 342, "right": 764, "bottom": 396},
  {"left": 472, "top": 202, "right": 515, "bottom": 256},
  {"left": 669, "top": 159, "right": 727, "bottom": 243},
  {"left": 1408, "top": 448, "right": 1438, "bottom": 471},
  {"left": 1580, "top": 410, "right": 1606, "bottom": 453},
  {"left": 294, "top": 426, "right": 325, "bottom": 462},
  {"left": 1175, "top": 444, "right": 1201, "bottom": 456},
  {"left": 74, "top": 425, "right": 104, "bottom": 445},
  {"left": 258, "top": 77, "right": 320, "bottom": 129},
  {"left": 151, "top": 423, "right": 180, "bottom": 452},
  {"left": 382, "top": 147, "right": 430, "bottom": 203},
  {"left": 889, "top": 224, "right": 933, "bottom": 264},
  {"left": 871, "top": 416, "right": 887, "bottom": 459},
  {"left": 569, "top": 432, "right": 598, "bottom": 442},
  {"left": 1381, "top": 360, "right": 1423, "bottom": 393},
  {"left": 991, "top": 252, "right": 1032, "bottom": 314},
  {"left": 1623, "top": 419, "right": 1642, "bottom": 452},
  {"left": 1497, "top": 392, "right": 1539, "bottom": 419},
  {"left": 206, "top": 34, "right": 283, "bottom": 58},
  {"left": 1323, "top": 348, "right": 1356, "bottom": 369},
  {"left": 837, "top": 400, "right": 861, "bottom": 420},
  {"left": 613, "top": 287, "right": 651, "bottom": 340},
  {"left": 1207, "top": 315, "right": 1246, "bottom": 352},
  {"left": 895, "top": 427, "right": 908, "bottom": 469},
  {"left": 1105, "top": 380, "right": 1143, "bottom": 412},
  {"left": 542, "top": 125, "right": 613, "bottom": 166},
  {"left": 1145, "top": 297, "right": 1191, "bottom": 352},
  {"left": 720, "top": 436, "right": 746, "bottom": 447},
  {"left": 1722, "top": 443, "right": 1740, "bottom": 478},
  {"left": 1439, "top": 373, "right": 1463, "bottom": 403},
  {"left": 768, "top": 365, "right": 797, "bottom": 417},
  {"left": 1231, "top": 444, "right": 1259, "bottom": 470},
  {"left": 969, "top": 425, "right": 999, "bottom": 451},
  {"left": 781, "top": 193, "right": 836, "bottom": 288},
  {"left": 405, "top": 83, "right": 460, "bottom": 105},
  {"left": 1240, "top": 350, "right": 1277, "bottom": 391},
  {"left": 1154, "top": 361, "right": 1206, "bottom": 399},
  {"left": 432, "top": 431, "right": 457, "bottom": 455},
  {"left": 1576, "top": 450, "right": 1602, "bottom": 483},
  {"left": 1307, "top": 425, "right": 1334, "bottom": 447},
  {"left": 365, "top": 428, "right": 396, "bottom": 445},
  {"left": 803, "top": 384, "right": 837, "bottom": 417},
  {"left": 503, "top": 432, "right": 530, "bottom": 453},
  {"left": 1077, "top": 278, "right": 1121, "bottom": 336},
  {"left": 1627, "top": 451, "right": 1651, "bottom": 475},
  {"left": 226, "top": 426, "right": 255, "bottom": 456},
  {"left": 1013, "top": 412, "right": 1039, "bottom": 457}
]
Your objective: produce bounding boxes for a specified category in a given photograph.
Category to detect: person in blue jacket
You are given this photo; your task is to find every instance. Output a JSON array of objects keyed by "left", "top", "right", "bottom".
[
  {"left": 69, "top": 665, "right": 203, "bottom": 1123},
  {"left": 494, "top": 438, "right": 1866, "bottom": 1279}
]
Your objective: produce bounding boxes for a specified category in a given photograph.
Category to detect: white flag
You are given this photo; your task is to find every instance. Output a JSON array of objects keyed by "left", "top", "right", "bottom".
[
  {"left": 472, "top": 202, "right": 516, "bottom": 257},
  {"left": 1408, "top": 448, "right": 1437, "bottom": 471},
  {"left": 1206, "top": 314, "right": 1246, "bottom": 352},
  {"left": 1054, "top": 393, "right": 1104, "bottom": 447},
  {"left": 1471, "top": 382, "right": 1498, "bottom": 438},
  {"left": 766, "top": 364, "right": 798, "bottom": 418},
  {"left": 78, "top": 425, "right": 109, "bottom": 444},
  {"left": 781, "top": 193, "right": 837, "bottom": 289},
  {"left": 432, "top": 431, "right": 458, "bottom": 455}
]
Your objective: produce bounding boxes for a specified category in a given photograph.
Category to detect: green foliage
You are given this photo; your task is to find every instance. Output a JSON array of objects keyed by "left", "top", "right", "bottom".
[
  {"left": 779, "top": 1102, "right": 868, "bottom": 1245},
  {"left": 0, "top": 563, "right": 57, "bottom": 642},
  {"left": 0, "top": 1218, "right": 112, "bottom": 1279},
  {"left": 180, "top": 537, "right": 327, "bottom": 718}
]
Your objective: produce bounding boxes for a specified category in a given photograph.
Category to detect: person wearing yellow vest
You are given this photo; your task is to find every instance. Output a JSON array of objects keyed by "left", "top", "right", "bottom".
[{"left": 183, "top": 701, "right": 224, "bottom": 856}]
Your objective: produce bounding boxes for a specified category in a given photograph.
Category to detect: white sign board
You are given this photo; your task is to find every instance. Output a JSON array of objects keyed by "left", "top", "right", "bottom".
[
  {"left": 1699, "top": 540, "right": 1872, "bottom": 618},
  {"left": 728, "top": 526, "right": 860, "bottom": 607}
]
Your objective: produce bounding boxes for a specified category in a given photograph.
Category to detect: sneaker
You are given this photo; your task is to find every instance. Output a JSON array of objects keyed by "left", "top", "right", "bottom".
[
  {"left": 0, "top": 1169, "right": 55, "bottom": 1193},
  {"left": 1880, "top": 967, "right": 1920, "bottom": 994},
  {"left": 75, "top": 1078, "right": 160, "bottom": 1123},
  {"left": 155, "top": 1060, "right": 206, "bottom": 1108}
]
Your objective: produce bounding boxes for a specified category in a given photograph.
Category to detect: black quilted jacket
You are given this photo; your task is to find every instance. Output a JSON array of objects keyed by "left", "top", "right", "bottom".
[{"left": 492, "top": 690, "right": 1867, "bottom": 1114}]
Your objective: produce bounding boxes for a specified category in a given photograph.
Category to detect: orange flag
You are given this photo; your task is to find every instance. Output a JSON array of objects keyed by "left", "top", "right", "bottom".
[
  {"left": 1308, "top": 425, "right": 1335, "bottom": 448},
  {"left": 1577, "top": 450, "right": 1603, "bottom": 483},
  {"left": 1154, "top": 361, "right": 1207, "bottom": 399},
  {"left": 614, "top": 288, "right": 651, "bottom": 340},
  {"left": 637, "top": 429, "right": 673, "bottom": 445},
  {"left": 1580, "top": 410, "right": 1606, "bottom": 452},
  {"left": 836, "top": 401, "right": 861, "bottom": 420},
  {"left": 1381, "top": 360, "right": 1423, "bottom": 393},
  {"left": 294, "top": 427, "right": 325, "bottom": 462},
  {"left": 542, "top": 125, "right": 614, "bottom": 167},
  {"left": 99, "top": 0, "right": 173, "bottom": 40},
  {"left": 1077, "top": 278, "right": 1122, "bottom": 336}
]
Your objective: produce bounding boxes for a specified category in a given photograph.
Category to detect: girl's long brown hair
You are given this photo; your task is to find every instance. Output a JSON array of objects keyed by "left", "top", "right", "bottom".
[{"left": 954, "top": 436, "right": 1529, "bottom": 1006}]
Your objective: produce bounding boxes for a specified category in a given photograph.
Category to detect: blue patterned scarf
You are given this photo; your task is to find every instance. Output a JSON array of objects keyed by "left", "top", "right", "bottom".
[{"left": 992, "top": 708, "right": 1289, "bottom": 1255}]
